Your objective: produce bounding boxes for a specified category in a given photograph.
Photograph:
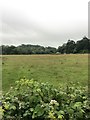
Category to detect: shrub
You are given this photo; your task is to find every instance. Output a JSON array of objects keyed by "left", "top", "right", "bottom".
[{"left": 1, "top": 78, "right": 90, "bottom": 120}]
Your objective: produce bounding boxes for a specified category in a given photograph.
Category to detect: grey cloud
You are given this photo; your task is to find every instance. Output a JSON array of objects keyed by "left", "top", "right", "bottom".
[{"left": 1, "top": 11, "right": 87, "bottom": 48}]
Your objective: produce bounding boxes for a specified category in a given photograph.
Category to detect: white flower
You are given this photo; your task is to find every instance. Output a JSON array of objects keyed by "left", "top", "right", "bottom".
[{"left": 50, "top": 100, "right": 59, "bottom": 106}]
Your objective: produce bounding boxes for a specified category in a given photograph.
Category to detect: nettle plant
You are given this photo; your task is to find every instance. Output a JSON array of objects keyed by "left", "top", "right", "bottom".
[{"left": 1, "top": 78, "right": 90, "bottom": 120}]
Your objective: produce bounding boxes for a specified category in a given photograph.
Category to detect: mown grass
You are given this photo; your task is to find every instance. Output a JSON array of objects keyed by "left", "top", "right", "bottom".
[{"left": 2, "top": 54, "right": 88, "bottom": 92}]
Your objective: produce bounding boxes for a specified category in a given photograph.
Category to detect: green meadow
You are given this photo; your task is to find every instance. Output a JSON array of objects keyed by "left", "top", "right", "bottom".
[{"left": 2, "top": 54, "right": 88, "bottom": 92}]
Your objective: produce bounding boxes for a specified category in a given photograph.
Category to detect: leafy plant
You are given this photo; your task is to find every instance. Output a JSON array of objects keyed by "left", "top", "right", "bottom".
[{"left": 1, "top": 78, "right": 90, "bottom": 120}]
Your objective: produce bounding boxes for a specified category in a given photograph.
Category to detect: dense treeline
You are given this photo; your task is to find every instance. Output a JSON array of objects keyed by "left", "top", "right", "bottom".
[
  {"left": 58, "top": 36, "right": 90, "bottom": 54},
  {"left": 1, "top": 36, "right": 90, "bottom": 54},
  {"left": 1, "top": 45, "right": 56, "bottom": 55}
]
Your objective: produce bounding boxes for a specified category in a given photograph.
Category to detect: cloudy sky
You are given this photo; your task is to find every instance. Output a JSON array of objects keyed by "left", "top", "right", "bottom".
[{"left": 0, "top": 0, "right": 89, "bottom": 48}]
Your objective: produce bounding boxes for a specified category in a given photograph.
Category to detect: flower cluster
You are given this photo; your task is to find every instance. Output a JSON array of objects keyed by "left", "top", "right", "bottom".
[{"left": 50, "top": 100, "right": 59, "bottom": 106}]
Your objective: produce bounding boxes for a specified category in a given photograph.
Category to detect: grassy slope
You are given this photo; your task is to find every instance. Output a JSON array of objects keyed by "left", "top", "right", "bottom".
[{"left": 2, "top": 54, "right": 88, "bottom": 92}]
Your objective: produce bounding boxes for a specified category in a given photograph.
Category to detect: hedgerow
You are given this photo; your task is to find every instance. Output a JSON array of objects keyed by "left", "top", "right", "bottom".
[{"left": 1, "top": 78, "right": 90, "bottom": 120}]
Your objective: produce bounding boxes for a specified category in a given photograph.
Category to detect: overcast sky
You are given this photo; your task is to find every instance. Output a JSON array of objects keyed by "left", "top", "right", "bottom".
[{"left": 0, "top": 0, "right": 89, "bottom": 48}]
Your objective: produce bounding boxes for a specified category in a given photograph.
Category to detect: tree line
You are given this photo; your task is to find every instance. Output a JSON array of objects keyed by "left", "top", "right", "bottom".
[{"left": 1, "top": 36, "right": 90, "bottom": 55}]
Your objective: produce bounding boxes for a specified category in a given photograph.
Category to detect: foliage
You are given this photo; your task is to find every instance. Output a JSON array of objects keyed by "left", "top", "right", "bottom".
[
  {"left": 1, "top": 44, "right": 57, "bottom": 55},
  {"left": 1, "top": 36, "right": 90, "bottom": 55},
  {"left": 57, "top": 36, "right": 90, "bottom": 54},
  {"left": 1, "top": 78, "right": 90, "bottom": 120}
]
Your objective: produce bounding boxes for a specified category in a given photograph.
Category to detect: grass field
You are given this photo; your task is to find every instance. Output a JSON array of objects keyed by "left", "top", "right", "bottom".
[{"left": 2, "top": 54, "right": 88, "bottom": 92}]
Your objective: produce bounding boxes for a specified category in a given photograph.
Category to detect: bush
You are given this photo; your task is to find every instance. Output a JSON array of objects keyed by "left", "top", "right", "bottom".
[{"left": 1, "top": 78, "right": 90, "bottom": 120}]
